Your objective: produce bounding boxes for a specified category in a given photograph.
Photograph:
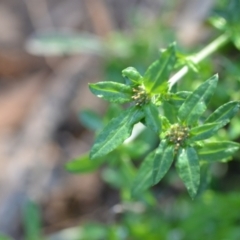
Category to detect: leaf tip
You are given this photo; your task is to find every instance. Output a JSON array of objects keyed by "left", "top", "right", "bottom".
[
  {"left": 189, "top": 190, "right": 198, "bottom": 200},
  {"left": 212, "top": 73, "right": 219, "bottom": 81},
  {"left": 88, "top": 83, "right": 94, "bottom": 91}
]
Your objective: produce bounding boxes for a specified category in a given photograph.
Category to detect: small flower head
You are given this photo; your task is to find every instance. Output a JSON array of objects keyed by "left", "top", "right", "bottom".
[
  {"left": 166, "top": 123, "right": 190, "bottom": 153},
  {"left": 132, "top": 85, "right": 150, "bottom": 106}
]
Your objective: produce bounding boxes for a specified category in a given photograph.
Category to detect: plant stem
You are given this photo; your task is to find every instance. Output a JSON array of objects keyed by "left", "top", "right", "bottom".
[{"left": 168, "top": 32, "right": 230, "bottom": 89}]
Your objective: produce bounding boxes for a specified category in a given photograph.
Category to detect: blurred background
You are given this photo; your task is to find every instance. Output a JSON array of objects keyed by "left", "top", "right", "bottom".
[{"left": 0, "top": 0, "right": 240, "bottom": 239}]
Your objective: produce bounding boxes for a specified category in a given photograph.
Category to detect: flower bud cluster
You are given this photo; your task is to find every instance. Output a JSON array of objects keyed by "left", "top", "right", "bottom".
[
  {"left": 166, "top": 123, "right": 190, "bottom": 152},
  {"left": 132, "top": 85, "right": 150, "bottom": 106}
]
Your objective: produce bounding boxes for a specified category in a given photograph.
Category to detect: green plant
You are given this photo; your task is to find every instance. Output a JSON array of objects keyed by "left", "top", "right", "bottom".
[
  {"left": 67, "top": 0, "right": 240, "bottom": 200},
  {"left": 64, "top": 1, "right": 240, "bottom": 239},
  {"left": 86, "top": 40, "right": 239, "bottom": 199}
]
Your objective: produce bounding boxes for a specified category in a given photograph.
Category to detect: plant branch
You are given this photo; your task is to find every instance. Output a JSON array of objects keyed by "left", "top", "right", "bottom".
[{"left": 168, "top": 32, "right": 230, "bottom": 88}]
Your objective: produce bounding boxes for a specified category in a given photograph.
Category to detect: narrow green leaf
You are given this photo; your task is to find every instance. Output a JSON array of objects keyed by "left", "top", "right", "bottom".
[
  {"left": 90, "top": 107, "right": 144, "bottom": 159},
  {"left": 162, "top": 91, "right": 191, "bottom": 124},
  {"left": 188, "top": 122, "right": 223, "bottom": 142},
  {"left": 102, "top": 168, "right": 124, "bottom": 188},
  {"left": 205, "top": 101, "right": 239, "bottom": 126},
  {"left": 143, "top": 102, "right": 161, "bottom": 134},
  {"left": 197, "top": 141, "right": 240, "bottom": 162},
  {"left": 122, "top": 67, "right": 142, "bottom": 84},
  {"left": 153, "top": 140, "right": 175, "bottom": 184},
  {"left": 168, "top": 91, "right": 192, "bottom": 108},
  {"left": 65, "top": 153, "right": 105, "bottom": 173},
  {"left": 119, "top": 158, "right": 136, "bottom": 187},
  {"left": 103, "top": 158, "right": 136, "bottom": 190},
  {"left": 122, "top": 140, "right": 151, "bottom": 159},
  {"left": 79, "top": 110, "right": 103, "bottom": 131},
  {"left": 197, "top": 163, "right": 211, "bottom": 196},
  {"left": 89, "top": 82, "right": 132, "bottom": 103},
  {"left": 232, "top": 29, "right": 240, "bottom": 50},
  {"left": 178, "top": 75, "right": 218, "bottom": 125},
  {"left": 132, "top": 152, "right": 155, "bottom": 196},
  {"left": 159, "top": 115, "right": 171, "bottom": 132},
  {"left": 226, "top": 0, "right": 240, "bottom": 24},
  {"left": 143, "top": 43, "right": 176, "bottom": 94},
  {"left": 227, "top": 0, "right": 240, "bottom": 49},
  {"left": 176, "top": 147, "right": 200, "bottom": 199},
  {"left": 162, "top": 101, "right": 178, "bottom": 123}
]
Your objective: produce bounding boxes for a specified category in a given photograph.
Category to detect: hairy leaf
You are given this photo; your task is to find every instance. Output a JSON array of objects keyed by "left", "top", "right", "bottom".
[
  {"left": 143, "top": 102, "right": 161, "bottom": 134},
  {"left": 176, "top": 147, "right": 200, "bottom": 199},
  {"left": 205, "top": 101, "right": 239, "bottom": 126},
  {"left": 122, "top": 67, "right": 142, "bottom": 84},
  {"left": 197, "top": 141, "right": 240, "bottom": 162},
  {"left": 168, "top": 91, "right": 192, "bottom": 108},
  {"left": 178, "top": 75, "right": 218, "bottom": 125},
  {"left": 197, "top": 163, "right": 211, "bottom": 196},
  {"left": 90, "top": 107, "right": 144, "bottom": 159},
  {"left": 162, "top": 91, "right": 191, "bottom": 123},
  {"left": 153, "top": 140, "right": 175, "bottom": 184},
  {"left": 188, "top": 122, "right": 223, "bottom": 142},
  {"left": 132, "top": 152, "right": 155, "bottom": 196},
  {"left": 89, "top": 82, "right": 132, "bottom": 103},
  {"left": 162, "top": 101, "right": 178, "bottom": 123},
  {"left": 143, "top": 43, "right": 176, "bottom": 94}
]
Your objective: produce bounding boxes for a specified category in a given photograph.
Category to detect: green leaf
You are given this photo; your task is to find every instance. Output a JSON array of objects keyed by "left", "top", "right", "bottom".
[
  {"left": 231, "top": 28, "right": 240, "bottom": 50},
  {"left": 197, "top": 163, "right": 211, "bottom": 196},
  {"left": 159, "top": 115, "right": 171, "bottom": 132},
  {"left": 65, "top": 153, "right": 105, "bottom": 173},
  {"left": 90, "top": 107, "right": 144, "bottom": 159},
  {"left": 143, "top": 102, "right": 161, "bottom": 134},
  {"left": 132, "top": 152, "right": 155, "bottom": 196},
  {"left": 197, "top": 141, "right": 240, "bottom": 162},
  {"left": 178, "top": 75, "right": 218, "bottom": 125},
  {"left": 143, "top": 43, "right": 176, "bottom": 94},
  {"left": 188, "top": 122, "right": 223, "bottom": 142},
  {"left": 122, "top": 140, "right": 151, "bottom": 159},
  {"left": 102, "top": 168, "right": 124, "bottom": 188},
  {"left": 176, "top": 147, "right": 200, "bottom": 199},
  {"left": 226, "top": 0, "right": 240, "bottom": 23},
  {"left": 162, "top": 101, "right": 178, "bottom": 124},
  {"left": 79, "top": 110, "right": 103, "bottom": 131},
  {"left": 122, "top": 67, "right": 142, "bottom": 84},
  {"left": 205, "top": 101, "right": 239, "bottom": 126},
  {"left": 89, "top": 82, "right": 132, "bottom": 103},
  {"left": 162, "top": 92, "right": 192, "bottom": 124},
  {"left": 153, "top": 140, "right": 175, "bottom": 184},
  {"left": 168, "top": 91, "right": 192, "bottom": 108},
  {"left": 208, "top": 16, "right": 227, "bottom": 31},
  {"left": 120, "top": 158, "right": 136, "bottom": 185}
]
